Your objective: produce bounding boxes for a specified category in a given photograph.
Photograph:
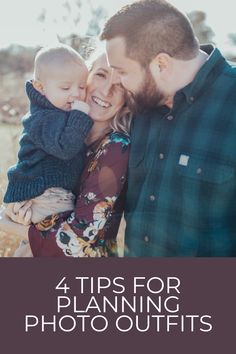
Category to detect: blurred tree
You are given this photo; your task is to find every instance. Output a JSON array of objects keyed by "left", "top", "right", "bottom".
[
  {"left": 87, "top": 1, "right": 108, "bottom": 36},
  {"left": 188, "top": 11, "right": 215, "bottom": 44},
  {"left": 228, "top": 33, "right": 236, "bottom": 46},
  {"left": 61, "top": 0, "right": 82, "bottom": 30},
  {"left": 36, "top": 0, "right": 82, "bottom": 40},
  {"left": 37, "top": 8, "right": 46, "bottom": 24},
  {"left": 226, "top": 33, "right": 236, "bottom": 61},
  {"left": 0, "top": 45, "right": 37, "bottom": 74},
  {"left": 58, "top": 34, "right": 95, "bottom": 59},
  {"left": 36, "top": 0, "right": 107, "bottom": 58}
]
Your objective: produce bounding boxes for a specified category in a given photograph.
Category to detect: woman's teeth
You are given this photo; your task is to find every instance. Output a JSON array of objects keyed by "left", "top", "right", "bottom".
[{"left": 92, "top": 96, "right": 111, "bottom": 108}]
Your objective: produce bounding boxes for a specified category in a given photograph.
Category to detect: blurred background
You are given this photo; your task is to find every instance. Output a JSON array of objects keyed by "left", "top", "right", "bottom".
[{"left": 0, "top": 0, "right": 235, "bottom": 256}]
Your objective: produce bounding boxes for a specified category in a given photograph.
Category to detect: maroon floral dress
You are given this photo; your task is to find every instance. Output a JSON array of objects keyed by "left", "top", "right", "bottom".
[{"left": 28, "top": 131, "right": 130, "bottom": 257}]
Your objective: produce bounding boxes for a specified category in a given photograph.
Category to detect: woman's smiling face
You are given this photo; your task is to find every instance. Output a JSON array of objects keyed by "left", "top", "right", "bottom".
[{"left": 86, "top": 54, "right": 126, "bottom": 123}]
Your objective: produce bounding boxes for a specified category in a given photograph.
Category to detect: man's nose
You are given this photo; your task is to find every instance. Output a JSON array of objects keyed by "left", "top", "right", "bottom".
[
  {"left": 111, "top": 69, "right": 121, "bottom": 85},
  {"left": 102, "top": 70, "right": 121, "bottom": 97}
]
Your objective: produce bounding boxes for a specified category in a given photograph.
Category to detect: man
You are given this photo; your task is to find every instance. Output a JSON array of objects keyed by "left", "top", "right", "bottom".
[{"left": 100, "top": 0, "right": 236, "bottom": 256}]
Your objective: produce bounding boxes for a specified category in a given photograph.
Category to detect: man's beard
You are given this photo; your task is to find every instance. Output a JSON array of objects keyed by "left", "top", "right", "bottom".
[{"left": 126, "top": 69, "right": 165, "bottom": 114}]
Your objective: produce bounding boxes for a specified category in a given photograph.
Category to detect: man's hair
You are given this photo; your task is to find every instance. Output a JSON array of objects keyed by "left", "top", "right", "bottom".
[
  {"left": 34, "top": 44, "right": 85, "bottom": 80},
  {"left": 100, "top": 0, "right": 199, "bottom": 66}
]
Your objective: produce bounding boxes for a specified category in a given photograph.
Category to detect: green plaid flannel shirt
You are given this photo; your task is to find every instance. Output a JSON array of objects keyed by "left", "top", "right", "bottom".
[{"left": 124, "top": 45, "right": 236, "bottom": 256}]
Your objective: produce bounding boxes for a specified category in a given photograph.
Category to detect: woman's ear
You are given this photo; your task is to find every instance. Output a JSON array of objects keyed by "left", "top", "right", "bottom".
[{"left": 32, "top": 80, "right": 45, "bottom": 95}]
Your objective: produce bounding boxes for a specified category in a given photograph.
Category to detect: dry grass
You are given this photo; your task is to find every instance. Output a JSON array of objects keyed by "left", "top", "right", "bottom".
[{"left": 0, "top": 122, "right": 22, "bottom": 256}]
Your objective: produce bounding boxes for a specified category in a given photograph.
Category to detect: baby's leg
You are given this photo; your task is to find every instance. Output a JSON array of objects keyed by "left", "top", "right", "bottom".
[
  {"left": 13, "top": 240, "right": 33, "bottom": 257},
  {"left": 31, "top": 187, "right": 75, "bottom": 224},
  {"left": 5, "top": 201, "right": 31, "bottom": 225},
  {"left": 4, "top": 202, "right": 33, "bottom": 257},
  {"left": 6, "top": 189, "right": 75, "bottom": 257}
]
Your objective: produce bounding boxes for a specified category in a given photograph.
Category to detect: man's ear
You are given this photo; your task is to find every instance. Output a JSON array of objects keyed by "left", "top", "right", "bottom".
[
  {"left": 150, "top": 53, "right": 172, "bottom": 74},
  {"left": 32, "top": 80, "right": 44, "bottom": 95}
]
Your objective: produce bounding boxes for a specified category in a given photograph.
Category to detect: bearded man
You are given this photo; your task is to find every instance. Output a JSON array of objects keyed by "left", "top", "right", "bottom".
[{"left": 100, "top": 0, "right": 236, "bottom": 256}]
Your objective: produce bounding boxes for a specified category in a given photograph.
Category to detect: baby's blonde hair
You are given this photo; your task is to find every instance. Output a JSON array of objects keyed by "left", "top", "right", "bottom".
[{"left": 34, "top": 44, "right": 85, "bottom": 81}]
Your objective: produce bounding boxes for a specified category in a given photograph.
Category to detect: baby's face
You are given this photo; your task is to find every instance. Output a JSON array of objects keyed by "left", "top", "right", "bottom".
[{"left": 41, "top": 61, "right": 88, "bottom": 111}]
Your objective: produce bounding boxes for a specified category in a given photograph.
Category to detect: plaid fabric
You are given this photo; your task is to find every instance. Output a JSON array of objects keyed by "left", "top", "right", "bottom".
[{"left": 124, "top": 45, "right": 236, "bottom": 256}]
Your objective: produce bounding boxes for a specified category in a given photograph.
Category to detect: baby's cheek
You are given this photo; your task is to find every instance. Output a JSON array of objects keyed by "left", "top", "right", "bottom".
[{"left": 80, "top": 89, "right": 86, "bottom": 101}]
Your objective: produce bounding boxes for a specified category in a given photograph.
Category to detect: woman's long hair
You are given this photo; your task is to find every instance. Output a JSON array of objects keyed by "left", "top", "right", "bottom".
[{"left": 110, "top": 104, "right": 132, "bottom": 135}]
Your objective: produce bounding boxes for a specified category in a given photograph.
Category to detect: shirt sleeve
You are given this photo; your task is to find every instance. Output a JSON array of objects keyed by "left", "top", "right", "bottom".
[
  {"left": 28, "top": 136, "right": 130, "bottom": 257},
  {"left": 22, "top": 109, "right": 93, "bottom": 160}
]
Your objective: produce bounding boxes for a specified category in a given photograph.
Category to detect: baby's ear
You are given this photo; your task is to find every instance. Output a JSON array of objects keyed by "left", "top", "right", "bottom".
[{"left": 32, "top": 80, "right": 44, "bottom": 95}]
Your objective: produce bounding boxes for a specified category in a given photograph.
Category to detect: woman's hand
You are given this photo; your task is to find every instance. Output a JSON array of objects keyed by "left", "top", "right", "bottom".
[
  {"left": 5, "top": 201, "right": 32, "bottom": 225},
  {"left": 0, "top": 208, "right": 30, "bottom": 239}
]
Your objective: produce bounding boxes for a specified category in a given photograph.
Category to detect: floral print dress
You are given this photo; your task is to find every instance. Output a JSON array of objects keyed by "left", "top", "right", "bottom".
[{"left": 28, "top": 131, "right": 130, "bottom": 257}]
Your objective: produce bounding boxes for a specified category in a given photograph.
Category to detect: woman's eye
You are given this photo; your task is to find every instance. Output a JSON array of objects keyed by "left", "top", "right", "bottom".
[
  {"left": 61, "top": 87, "right": 70, "bottom": 90},
  {"left": 79, "top": 86, "right": 85, "bottom": 90},
  {"left": 96, "top": 72, "right": 105, "bottom": 78}
]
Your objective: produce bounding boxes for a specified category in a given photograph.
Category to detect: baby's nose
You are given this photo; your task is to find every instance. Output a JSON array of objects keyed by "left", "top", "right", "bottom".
[{"left": 71, "top": 88, "right": 85, "bottom": 100}]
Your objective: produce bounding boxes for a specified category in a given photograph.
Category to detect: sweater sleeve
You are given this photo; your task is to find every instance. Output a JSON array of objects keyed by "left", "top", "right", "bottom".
[
  {"left": 28, "top": 135, "right": 130, "bottom": 257},
  {"left": 23, "top": 109, "right": 93, "bottom": 160}
]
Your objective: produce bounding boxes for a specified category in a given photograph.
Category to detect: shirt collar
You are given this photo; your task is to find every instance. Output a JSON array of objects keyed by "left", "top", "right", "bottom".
[
  {"left": 25, "top": 80, "right": 57, "bottom": 110},
  {"left": 177, "top": 45, "right": 226, "bottom": 104}
]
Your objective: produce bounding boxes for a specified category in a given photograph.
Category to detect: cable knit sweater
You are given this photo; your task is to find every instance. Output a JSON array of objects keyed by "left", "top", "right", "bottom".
[{"left": 4, "top": 81, "right": 93, "bottom": 203}]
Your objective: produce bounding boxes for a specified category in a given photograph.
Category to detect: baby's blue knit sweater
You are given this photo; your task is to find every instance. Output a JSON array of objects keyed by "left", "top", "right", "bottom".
[{"left": 4, "top": 81, "right": 93, "bottom": 203}]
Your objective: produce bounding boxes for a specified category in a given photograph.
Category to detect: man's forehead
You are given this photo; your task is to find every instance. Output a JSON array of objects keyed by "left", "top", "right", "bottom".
[
  {"left": 106, "top": 36, "right": 126, "bottom": 51},
  {"left": 106, "top": 37, "right": 127, "bottom": 61},
  {"left": 106, "top": 40, "right": 131, "bottom": 66}
]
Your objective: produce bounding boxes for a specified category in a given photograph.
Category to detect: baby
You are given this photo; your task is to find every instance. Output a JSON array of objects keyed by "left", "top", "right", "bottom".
[{"left": 4, "top": 44, "right": 92, "bottom": 229}]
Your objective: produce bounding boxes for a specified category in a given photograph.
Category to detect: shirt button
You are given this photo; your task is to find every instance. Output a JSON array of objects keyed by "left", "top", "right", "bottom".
[
  {"left": 167, "top": 115, "right": 174, "bottom": 121},
  {"left": 149, "top": 195, "right": 156, "bottom": 201},
  {"left": 144, "top": 235, "right": 149, "bottom": 243},
  {"left": 189, "top": 96, "right": 194, "bottom": 103},
  {"left": 196, "top": 168, "right": 202, "bottom": 174},
  {"left": 159, "top": 153, "right": 164, "bottom": 160}
]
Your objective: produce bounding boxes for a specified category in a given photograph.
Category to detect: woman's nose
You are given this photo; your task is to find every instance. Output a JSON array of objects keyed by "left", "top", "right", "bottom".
[{"left": 101, "top": 78, "right": 113, "bottom": 97}]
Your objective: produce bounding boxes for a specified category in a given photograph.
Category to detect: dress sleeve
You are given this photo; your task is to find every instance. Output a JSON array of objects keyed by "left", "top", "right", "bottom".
[{"left": 28, "top": 134, "right": 130, "bottom": 257}]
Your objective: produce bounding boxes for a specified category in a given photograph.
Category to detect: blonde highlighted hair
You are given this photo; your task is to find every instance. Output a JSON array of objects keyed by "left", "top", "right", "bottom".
[
  {"left": 88, "top": 48, "right": 132, "bottom": 135},
  {"left": 110, "top": 104, "right": 132, "bottom": 135}
]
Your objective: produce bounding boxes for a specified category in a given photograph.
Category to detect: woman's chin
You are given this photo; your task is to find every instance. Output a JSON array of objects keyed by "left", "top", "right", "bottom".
[{"left": 89, "top": 110, "right": 108, "bottom": 122}]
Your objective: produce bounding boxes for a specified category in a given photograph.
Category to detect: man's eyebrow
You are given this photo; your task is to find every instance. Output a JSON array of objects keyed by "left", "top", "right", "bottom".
[{"left": 110, "top": 65, "right": 124, "bottom": 70}]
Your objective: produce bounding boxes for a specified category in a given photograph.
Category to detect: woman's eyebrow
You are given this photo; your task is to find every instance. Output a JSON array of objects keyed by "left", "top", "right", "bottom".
[{"left": 96, "top": 68, "right": 109, "bottom": 73}]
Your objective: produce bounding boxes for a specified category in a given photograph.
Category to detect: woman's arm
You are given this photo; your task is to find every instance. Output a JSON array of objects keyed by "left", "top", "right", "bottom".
[{"left": 29, "top": 133, "right": 130, "bottom": 257}]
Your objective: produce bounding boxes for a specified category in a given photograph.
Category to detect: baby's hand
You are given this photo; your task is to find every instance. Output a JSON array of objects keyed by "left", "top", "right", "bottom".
[{"left": 71, "top": 100, "right": 90, "bottom": 114}]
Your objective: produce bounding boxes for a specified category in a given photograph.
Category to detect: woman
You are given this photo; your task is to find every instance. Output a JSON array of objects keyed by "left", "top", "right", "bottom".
[{"left": 0, "top": 53, "right": 131, "bottom": 257}]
